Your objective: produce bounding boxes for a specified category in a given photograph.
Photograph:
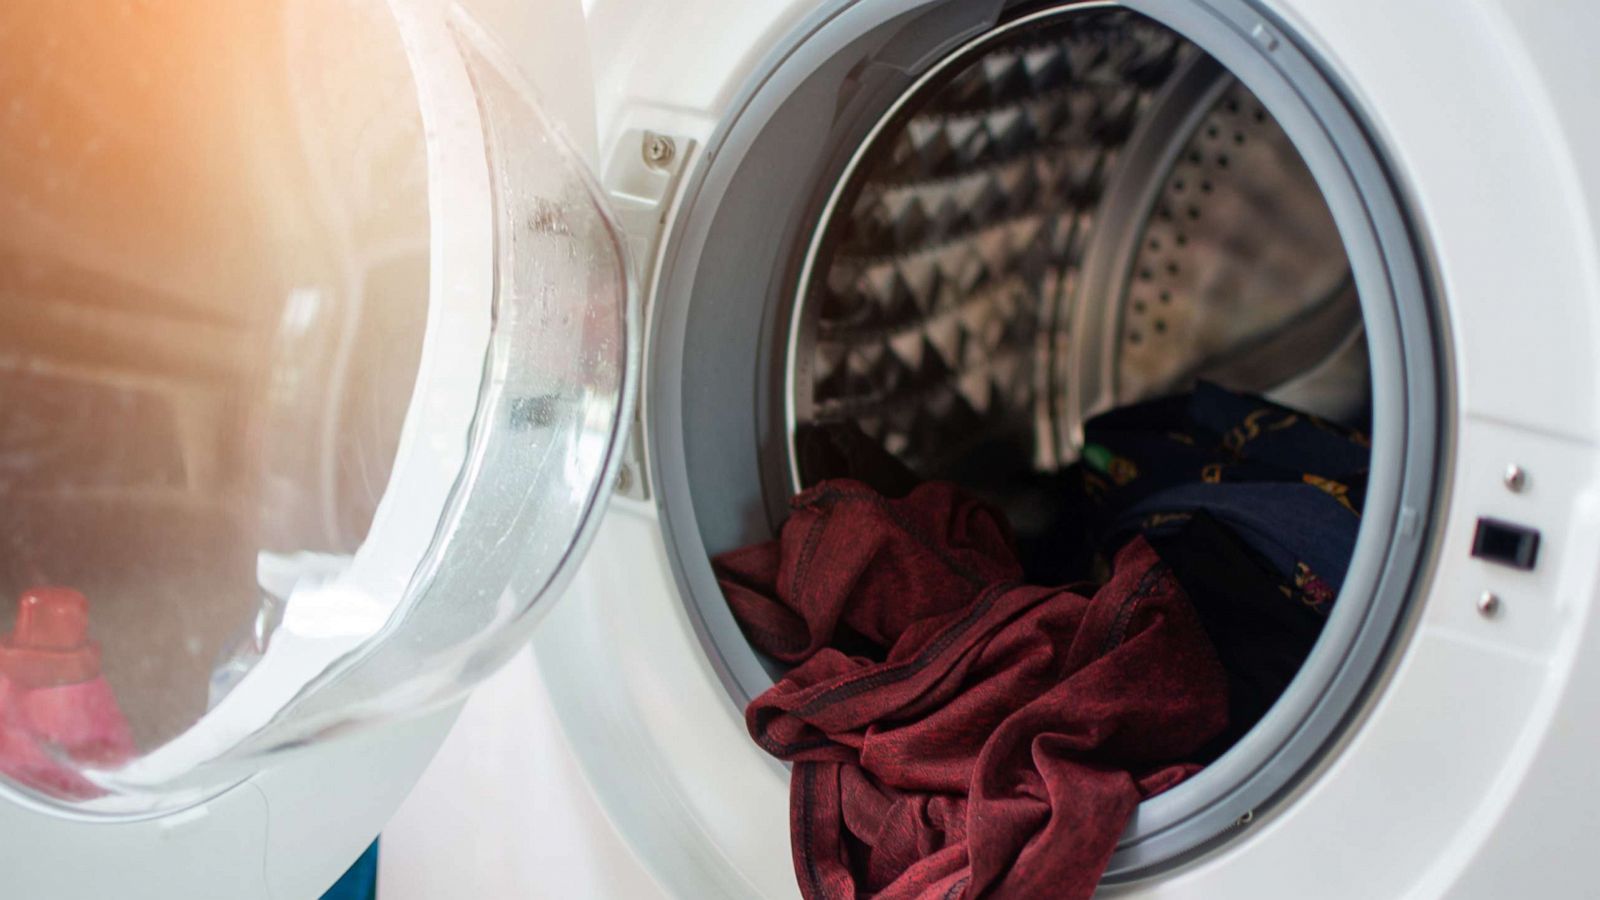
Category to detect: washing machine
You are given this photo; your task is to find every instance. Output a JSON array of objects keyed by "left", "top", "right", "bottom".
[{"left": 2, "top": 0, "right": 1598, "bottom": 897}]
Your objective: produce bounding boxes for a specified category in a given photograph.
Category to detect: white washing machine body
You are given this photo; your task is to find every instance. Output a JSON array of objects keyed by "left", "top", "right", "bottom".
[{"left": 403, "top": 0, "right": 1600, "bottom": 897}]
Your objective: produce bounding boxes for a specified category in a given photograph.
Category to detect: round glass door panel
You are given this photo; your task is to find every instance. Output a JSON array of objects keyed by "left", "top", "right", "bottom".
[{"left": 0, "top": 0, "right": 633, "bottom": 813}]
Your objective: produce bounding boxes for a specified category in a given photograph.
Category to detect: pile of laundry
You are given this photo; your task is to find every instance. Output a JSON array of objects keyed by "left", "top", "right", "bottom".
[{"left": 714, "top": 384, "right": 1369, "bottom": 899}]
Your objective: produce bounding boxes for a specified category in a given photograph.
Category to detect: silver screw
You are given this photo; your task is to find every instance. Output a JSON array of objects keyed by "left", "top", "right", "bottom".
[
  {"left": 643, "top": 134, "right": 675, "bottom": 168},
  {"left": 1504, "top": 463, "right": 1527, "bottom": 493},
  {"left": 1477, "top": 591, "right": 1501, "bottom": 618}
]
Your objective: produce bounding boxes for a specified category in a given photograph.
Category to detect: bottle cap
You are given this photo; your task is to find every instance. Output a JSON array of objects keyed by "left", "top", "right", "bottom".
[{"left": 0, "top": 588, "right": 102, "bottom": 688}]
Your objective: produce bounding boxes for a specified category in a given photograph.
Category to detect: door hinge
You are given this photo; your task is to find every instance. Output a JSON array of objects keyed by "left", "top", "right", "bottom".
[{"left": 605, "top": 129, "right": 694, "bottom": 501}]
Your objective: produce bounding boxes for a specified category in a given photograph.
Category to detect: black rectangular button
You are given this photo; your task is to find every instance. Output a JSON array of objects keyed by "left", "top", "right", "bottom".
[{"left": 1471, "top": 518, "right": 1540, "bottom": 571}]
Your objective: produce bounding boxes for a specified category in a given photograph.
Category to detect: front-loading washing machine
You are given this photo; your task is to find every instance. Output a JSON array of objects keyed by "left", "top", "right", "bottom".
[{"left": 2, "top": 0, "right": 1598, "bottom": 897}]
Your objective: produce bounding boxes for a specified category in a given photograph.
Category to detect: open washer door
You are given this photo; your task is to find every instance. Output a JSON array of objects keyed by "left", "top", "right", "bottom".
[{"left": 0, "top": 0, "right": 633, "bottom": 817}]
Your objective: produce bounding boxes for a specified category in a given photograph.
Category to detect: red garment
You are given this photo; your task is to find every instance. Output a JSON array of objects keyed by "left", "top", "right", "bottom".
[{"left": 715, "top": 481, "right": 1228, "bottom": 899}]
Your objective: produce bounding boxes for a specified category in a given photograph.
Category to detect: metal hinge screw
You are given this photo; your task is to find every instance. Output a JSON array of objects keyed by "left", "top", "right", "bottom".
[
  {"left": 1477, "top": 591, "right": 1501, "bottom": 618},
  {"left": 643, "top": 133, "right": 676, "bottom": 169}
]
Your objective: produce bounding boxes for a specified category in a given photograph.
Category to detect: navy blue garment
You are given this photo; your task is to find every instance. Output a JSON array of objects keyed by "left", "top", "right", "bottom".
[
  {"left": 1077, "top": 383, "right": 1371, "bottom": 745},
  {"left": 321, "top": 841, "right": 379, "bottom": 900},
  {"left": 1148, "top": 510, "right": 1329, "bottom": 758},
  {"left": 1081, "top": 382, "right": 1368, "bottom": 505},
  {"left": 1108, "top": 481, "right": 1357, "bottom": 605},
  {"left": 1081, "top": 381, "right": 1370, "bottom": 611}
]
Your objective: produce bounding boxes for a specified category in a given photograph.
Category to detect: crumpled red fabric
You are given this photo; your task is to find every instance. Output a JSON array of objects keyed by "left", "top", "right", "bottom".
[{"left": 715, "top": 481, "right": 1228, "bottom": 899}]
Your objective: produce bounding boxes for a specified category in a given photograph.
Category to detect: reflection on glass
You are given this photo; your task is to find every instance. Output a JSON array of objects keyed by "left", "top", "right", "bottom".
[{"left": 0, "top": 0, "right": 428, "bottom": 805}]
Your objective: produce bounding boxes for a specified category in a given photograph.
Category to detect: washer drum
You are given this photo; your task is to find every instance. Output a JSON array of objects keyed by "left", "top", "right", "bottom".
[{"left": 791, "top": 11, "right": 1368, "bottom": 489}]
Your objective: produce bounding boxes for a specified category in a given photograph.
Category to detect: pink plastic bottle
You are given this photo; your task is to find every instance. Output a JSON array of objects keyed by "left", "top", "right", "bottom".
[{"left": 0, "top": 587, "right": 135, "bottom": 798}]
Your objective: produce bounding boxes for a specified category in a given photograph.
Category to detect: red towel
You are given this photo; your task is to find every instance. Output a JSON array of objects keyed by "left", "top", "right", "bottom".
[{"left": 716, "top": 481, "right": 1228, "bottom": 899}]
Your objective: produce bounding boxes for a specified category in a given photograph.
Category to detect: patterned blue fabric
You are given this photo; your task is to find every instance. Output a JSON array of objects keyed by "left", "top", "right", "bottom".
[
  {"left": 1079, "top": 383, "right": 1371, "bottom": 752},
  {"left": 1110, "top": 481, "right": 1359, "bottom": 596},
  {"left": 1082, "top": 381, "right": 1370, "bottom": 608}
]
